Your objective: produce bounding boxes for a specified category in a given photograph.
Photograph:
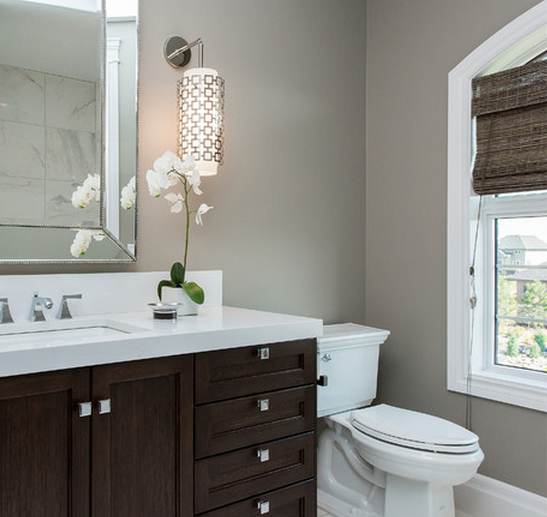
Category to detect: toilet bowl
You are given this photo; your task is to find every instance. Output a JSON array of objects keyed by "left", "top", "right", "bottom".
[{"left": 317, "top": 324, "right": 484, "bottom": 517}]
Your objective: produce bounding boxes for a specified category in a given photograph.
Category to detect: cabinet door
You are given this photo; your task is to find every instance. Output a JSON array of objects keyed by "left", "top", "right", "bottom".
[
  {"left": 91, "top": 356, "right": 193, "bottom": 517},
  {"left": 0, "top": 368, "right": 90, "bottom": 517}
]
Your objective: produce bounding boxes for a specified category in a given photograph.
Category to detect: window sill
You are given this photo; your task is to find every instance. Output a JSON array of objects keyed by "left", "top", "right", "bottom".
[{"left": 448, "top": 367, "right": 547, "bottom": 413}]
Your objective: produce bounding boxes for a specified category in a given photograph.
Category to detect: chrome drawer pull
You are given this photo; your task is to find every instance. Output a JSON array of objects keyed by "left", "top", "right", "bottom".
[
  {"left": 257, "top": 347, "right": 270, "bottom": 360},
  {"left": 257, "top": 448, "right": 270, "bottom": 462},
  {"left": 257, "top": 500, "right": 270, "bottom": 514},
  {"left": 97, "top": 399, "right": 111, "bottom": 415},
  {"left": 78, "top": 402, "right": 92, "bottom": 418},
  {"left": 258, "top": 398, "right": 270, "bottom": 412}
]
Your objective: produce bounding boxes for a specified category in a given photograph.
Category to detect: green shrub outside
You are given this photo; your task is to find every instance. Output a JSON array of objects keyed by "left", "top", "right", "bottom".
[
  {"left": 530, "top": 342, "right": 542, "bottom": 359},
  {"left": 534, "top": 332, "right": 546, "bottom": 354},
  {"left": 506, "top": 331, "right": 519, "bottom": 357}
]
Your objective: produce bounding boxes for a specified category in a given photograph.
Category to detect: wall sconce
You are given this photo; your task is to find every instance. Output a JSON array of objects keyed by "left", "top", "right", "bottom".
[{"left": 164, "top": 36, "right": 225, "bottom": 176}]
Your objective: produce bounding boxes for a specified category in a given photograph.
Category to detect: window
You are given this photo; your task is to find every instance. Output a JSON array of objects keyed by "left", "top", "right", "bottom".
[
  {"left": 483, "top": 197, "right": 547, "bottom": 376},
  {"left": 447, "top": 1, "right": 547, "bottom": 412}
]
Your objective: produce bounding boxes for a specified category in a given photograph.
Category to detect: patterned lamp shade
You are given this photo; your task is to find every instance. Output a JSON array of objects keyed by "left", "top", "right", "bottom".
[{"left": 178, "top": 67, "right": 225, "bottom": 176}]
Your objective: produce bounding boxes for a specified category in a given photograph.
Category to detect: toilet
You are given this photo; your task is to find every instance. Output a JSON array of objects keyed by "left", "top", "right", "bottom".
[{"left": 317, "top": 323, "right": 484, "bottom": 517}]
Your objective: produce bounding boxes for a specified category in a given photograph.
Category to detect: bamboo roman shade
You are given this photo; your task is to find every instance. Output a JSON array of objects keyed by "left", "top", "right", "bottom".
[{"left": 471, "top": 59, "right": 547, "bottom": 195}]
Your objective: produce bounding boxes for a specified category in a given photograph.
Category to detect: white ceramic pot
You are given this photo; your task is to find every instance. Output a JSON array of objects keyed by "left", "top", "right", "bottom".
[{"left": 161, "top": 287, "right": 199, "bottom": 316}]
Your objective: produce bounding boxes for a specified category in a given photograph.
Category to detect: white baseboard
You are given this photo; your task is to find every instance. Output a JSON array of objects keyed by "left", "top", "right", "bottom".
[{"left": 454, "top": 474, "right": 547, "bottom": 517}]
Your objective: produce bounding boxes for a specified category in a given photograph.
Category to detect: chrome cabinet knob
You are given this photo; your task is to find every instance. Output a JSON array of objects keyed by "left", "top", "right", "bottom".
[
  {"left": 97, "top": 399, "right": 112, "bottom": 415},
  {"left": 257, "top": 500, "right": 270, "bottom": 514},
  {"left": 257, "top": 347, "right": 270, "bottom": 360},
  {"left": 257, "top": 398, "right": 270, "bottom": 412},
  {"left": 78, "top": 402, "right": 92, "bottom": 418},
  {"left": 256, "top": 448, "right": 270, "bottom": 462}
]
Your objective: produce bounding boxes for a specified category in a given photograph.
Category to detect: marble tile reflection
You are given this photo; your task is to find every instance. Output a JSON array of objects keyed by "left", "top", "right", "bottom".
[
  {"left": 0, "top": 175, "right": 45, "bottom": 224},
  {"left": 45, "top": 75, "right": 97, "bottom": 133},
  {"left": 45, "top": 179, "right": 100, "bottom": 226},
  {"left": 46, "top": 127, "right": 96, "bottom": 182},
  {"left": 0, "top": 64, "right": 45, "bottom": 125},
  {"left": 0, "top": 65, "right": 100, "bottom": 229},
  {"left": 0, "top": 120, "right": 45, "bottom": 179}
]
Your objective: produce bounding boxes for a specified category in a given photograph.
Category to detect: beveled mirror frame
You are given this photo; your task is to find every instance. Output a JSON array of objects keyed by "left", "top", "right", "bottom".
[{"left": 0, "top": 0, "right": 139, "bottom": 263}]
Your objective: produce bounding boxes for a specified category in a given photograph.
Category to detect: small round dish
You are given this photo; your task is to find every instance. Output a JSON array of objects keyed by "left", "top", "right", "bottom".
[{"left": 148, "top": 302, "right": 182, "bottom": 320}]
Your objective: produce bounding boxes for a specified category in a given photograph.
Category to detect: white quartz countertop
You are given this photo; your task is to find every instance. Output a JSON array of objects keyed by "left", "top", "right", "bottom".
[{"left": 0, "top": 306, "right": 323, "bottom": 378}]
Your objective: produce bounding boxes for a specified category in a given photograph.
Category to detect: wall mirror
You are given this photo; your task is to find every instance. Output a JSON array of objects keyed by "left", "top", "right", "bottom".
[{"left": 0, "top": 0, "right": 138, "bottom": 262}]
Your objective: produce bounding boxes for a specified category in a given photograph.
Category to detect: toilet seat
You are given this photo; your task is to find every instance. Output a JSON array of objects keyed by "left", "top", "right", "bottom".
[{"left": 350, "top": 404, "right": 480, "bottom": 454}]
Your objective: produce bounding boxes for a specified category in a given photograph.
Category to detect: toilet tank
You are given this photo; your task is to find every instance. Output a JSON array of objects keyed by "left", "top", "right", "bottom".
[{"left": 317, "top": 323, "right": 390, "bottom": 417}]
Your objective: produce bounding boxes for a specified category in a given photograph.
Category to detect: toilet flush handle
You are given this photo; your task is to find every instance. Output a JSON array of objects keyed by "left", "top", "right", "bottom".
[{"left": 317, "top": 375, "right": 329, "bottom": 386}]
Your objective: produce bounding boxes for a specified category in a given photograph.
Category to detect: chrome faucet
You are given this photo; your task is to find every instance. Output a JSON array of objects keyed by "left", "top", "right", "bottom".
[
  {"left": 57, "top": 294, "right": 82, "bottom": 319},
  {"left": 0, "top": 298, "right": 14, "bottom": 324},
  {"left": 29, "top": 293, "right": 53, "bottom": 322}
]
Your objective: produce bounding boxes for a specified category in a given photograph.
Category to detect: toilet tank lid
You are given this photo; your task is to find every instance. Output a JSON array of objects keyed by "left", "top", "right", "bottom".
[{"left": 318, "top": 323, "right": 390, "bottom": 350}]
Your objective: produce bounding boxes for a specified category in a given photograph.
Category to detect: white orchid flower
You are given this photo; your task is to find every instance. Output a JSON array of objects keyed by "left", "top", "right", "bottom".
[
  {"left": 154, "top": 151, "right": 182, "bottom": 185},
  {"left": 146, "top": 168, "right": 171, "bottom": 197},
  {"left": 83, "top": 173, "right": 101, "bottom": 200},
  {"left": 71, "top": 186, "right": 93, "bottom": 209},
  {"left": 195, "top": 203, "right": 213, "bottom": 226},
  {"left": 188, "top": 168, "right": 203, "bottom": 195},
  {"left": 120, "top": 176, "right": 136, "bottom": 209},
  {"left": 71, "top": 173, "right": 100, "bottom": 208},
  {"left": 165, "top": 192, "right": 184, "bottom": 213},
  {"left": 70, "top": 229, "right": 105, "bottom": 257}
]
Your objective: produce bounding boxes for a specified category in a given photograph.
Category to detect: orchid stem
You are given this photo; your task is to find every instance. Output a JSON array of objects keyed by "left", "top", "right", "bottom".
[{"left": 182, "top": 175, "right": 190, "bottom": 284}]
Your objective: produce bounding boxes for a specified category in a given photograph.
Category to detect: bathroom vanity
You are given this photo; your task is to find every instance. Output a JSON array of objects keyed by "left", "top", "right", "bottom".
[{"left": 0, "top": 273, "right": 322, "bottom": 517}]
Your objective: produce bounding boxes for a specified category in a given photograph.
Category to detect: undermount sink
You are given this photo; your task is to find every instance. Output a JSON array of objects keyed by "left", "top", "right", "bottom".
[{"left": 0, "top": 320, "right": 145, "bottom": 351}]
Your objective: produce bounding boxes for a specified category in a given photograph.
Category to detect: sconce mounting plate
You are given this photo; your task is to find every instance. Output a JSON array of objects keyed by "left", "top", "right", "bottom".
[{"left": 164, "top": 36, "right": 192, "bottom": 68}]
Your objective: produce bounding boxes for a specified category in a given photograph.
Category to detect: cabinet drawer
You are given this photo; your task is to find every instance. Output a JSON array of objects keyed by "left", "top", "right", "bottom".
[
  {"left": 197, "top": 479, "right": 316, "bottom": 517},
  {"left": 195, "top": 339, "right": 316, "bottom": 404},
  {"left": 195, "top": 386, "right": 316, "bottom": 458},
  {"left": 194, "top": 433, "right": 315, "bottom": 514}
]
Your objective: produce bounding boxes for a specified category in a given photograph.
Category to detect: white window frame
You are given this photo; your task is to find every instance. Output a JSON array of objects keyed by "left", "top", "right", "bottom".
[{"left": 447, "top": 0, "right": 547, "bottom": 413}]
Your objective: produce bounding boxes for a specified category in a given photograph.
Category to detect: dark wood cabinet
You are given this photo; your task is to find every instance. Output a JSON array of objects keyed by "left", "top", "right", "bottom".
[
  {"left": 194, "top": 339, "right": 317, "bottom": 516},
  {"left": 0, "top": 356, "right": 193, "bottom": 517},
  {"left": 0, "top": 338, "right": 316, "bottom": 517},
  {"left": 91, "top": 356, "right": 193, "bottom": 517},
  {"left": 0, "top": 369, "right": 90, "bottom": 517}
]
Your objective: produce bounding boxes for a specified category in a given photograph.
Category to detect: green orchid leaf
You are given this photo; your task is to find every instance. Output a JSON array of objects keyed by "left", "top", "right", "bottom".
[
  {"left": 157, "top": 279, "right": 177, "bottom": 301},
  {"left": 182, "top": 282, "right": 205, "bottom": 305},
  {"left": 170, "top": 262, "right": 185, "bottom": 284}
]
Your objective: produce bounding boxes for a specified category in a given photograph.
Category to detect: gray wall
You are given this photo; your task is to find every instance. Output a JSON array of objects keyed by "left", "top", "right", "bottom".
[
  {"left": 365, "top": 0, "right": 547, "bottom": 496},
  {"left": 137, "top": 0, "right": 368, "bottom": 322}
]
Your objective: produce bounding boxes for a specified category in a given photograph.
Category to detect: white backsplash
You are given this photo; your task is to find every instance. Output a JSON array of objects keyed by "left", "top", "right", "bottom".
[{"left": 0, "top": 270, "right": 222, "bottom": 323}]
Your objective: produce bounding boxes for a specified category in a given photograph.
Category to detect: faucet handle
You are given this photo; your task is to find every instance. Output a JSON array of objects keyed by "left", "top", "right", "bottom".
[
  {"left": 0, "top": 298, "right": 14, "bottom": 324},
  {"left": 57, "top": 294, "right": 82, "bottom": 319}
]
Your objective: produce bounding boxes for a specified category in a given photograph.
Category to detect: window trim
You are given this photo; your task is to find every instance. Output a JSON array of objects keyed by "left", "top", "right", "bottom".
[{"left": 447, "top": 1, "right": 547, "bottom": 413}]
